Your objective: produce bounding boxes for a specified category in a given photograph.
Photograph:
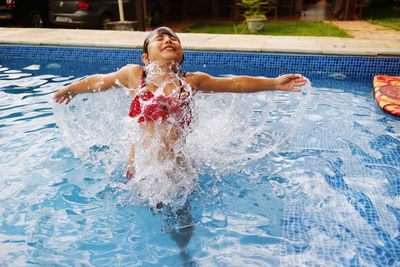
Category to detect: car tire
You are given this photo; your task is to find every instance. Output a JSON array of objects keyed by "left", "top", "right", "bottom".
[
  {"left": 99, "top": 14, "right": 113, "bottom": 29},
  {"left": 27, "top": 9, "right": 47, "bottom": 28}
]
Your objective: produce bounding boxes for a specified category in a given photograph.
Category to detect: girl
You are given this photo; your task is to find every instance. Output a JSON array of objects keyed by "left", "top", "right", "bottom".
[{"left": 54, "top": 26, "right": 307, "bottom": 206}]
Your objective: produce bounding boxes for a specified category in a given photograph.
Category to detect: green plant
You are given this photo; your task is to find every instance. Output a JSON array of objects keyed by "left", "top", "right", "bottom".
[
  {"left": 238, "top": 0, "right": 277, "bottom": 19},
  {"left": 233, "top": 22, "right": 248, "bottom": 34},
  {"left": 183, "top": 21, "right": 351, "bottom": 37},
  {"left": 145, "top": 15, "right": 152, "bottom": 27}
]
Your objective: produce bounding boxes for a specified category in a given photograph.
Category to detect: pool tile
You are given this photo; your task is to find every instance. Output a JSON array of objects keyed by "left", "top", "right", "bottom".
[{"left": 0, "top": 45, "right": 399, "bottom": 79}]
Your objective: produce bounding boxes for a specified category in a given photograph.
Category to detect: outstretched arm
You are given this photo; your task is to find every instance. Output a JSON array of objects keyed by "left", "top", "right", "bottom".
[
  {"left": 53, "top": 64, "right": 141, "bottom": 104},
  {"left": 188, "top": 72, "right": 307, "bottom": 93}
]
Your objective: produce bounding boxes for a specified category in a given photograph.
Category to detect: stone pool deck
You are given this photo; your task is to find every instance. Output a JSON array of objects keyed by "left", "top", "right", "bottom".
[{"left": 0, "top": 21, "right": 399, "bottom": 56}]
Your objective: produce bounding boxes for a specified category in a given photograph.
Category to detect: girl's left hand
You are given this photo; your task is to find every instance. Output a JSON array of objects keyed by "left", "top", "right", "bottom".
[
  {"left": 275, "top": 74, "right": 308, "bottom": 92},
  {"left": 53, "top": 87, "right": 75, "bottom": 104}
]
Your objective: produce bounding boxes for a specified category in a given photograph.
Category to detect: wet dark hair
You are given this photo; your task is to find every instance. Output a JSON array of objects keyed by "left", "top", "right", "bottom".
[
  {"left": 142, "top": 26, "right": 184, "bottom": 64},
  {"left": 143, "top": 26, "right": 180, "bottom": 53}
]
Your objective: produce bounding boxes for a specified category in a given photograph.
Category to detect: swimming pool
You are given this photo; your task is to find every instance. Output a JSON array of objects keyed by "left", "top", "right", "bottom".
[{"left": 1, "top": 45, "right": 400, "bottom": 266}]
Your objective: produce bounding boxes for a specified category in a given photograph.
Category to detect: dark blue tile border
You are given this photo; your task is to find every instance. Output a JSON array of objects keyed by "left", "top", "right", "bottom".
[{"left": 0, "top": 45, "right": 399, "bottom": 79}]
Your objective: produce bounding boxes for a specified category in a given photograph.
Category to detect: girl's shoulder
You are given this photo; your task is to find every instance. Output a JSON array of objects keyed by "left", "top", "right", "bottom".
[
  {"left": 122, "top": 64, "right": 143, "bottom": 75},
  {"left": 184, "top": 71, "right": 210, "bottom": 91},
  {"left": 118, "top": 64, "right": 144, "bottom": 88}
]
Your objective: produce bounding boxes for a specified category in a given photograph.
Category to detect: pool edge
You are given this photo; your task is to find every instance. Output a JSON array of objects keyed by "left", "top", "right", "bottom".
[{"left": 1, "top": 27, "right": 400, "bottom": 57}]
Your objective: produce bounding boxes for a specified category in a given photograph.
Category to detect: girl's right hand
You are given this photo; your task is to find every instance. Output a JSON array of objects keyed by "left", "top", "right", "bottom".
[
  {"left": 275, "top": 74, "right": 307, "bottom": 92},
  {"left": 53, "top": 87, "right": 75, "bottom": 104}
]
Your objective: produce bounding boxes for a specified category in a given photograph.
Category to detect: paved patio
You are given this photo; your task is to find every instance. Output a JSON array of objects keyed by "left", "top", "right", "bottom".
[
  {"left": 0, "top": 21, "right": 399, "bottom": 56},
  {"left": 331, "top": 20, "right": 400, "bottom": 40}
]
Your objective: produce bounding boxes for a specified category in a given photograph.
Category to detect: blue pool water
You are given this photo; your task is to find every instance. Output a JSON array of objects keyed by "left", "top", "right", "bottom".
[{"left": 1, "top": 46, "right": 400, "bottom": 266}]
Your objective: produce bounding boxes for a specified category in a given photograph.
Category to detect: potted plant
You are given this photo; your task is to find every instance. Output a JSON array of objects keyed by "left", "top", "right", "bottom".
[{"left": 238, "top": 0, "right": 276, "bottom": 33}]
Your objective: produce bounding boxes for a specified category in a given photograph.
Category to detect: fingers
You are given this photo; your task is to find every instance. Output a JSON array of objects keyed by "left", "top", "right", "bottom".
[
  {"left": 295, "top": 79, "right": 307, "bottom": 86},
  {"left": 53, "top": 93, "right": 73, "bottom": 104},
  {"left": 289, "top": 81, "right": 302, "bottom": 92},
  {"left": 53, "top": 94, "right": 64, "bottom": 104},
  {"left": 286, "top": 74, "right": 308, "bottom": 92},
  {"left": 53, "top": 86, "right": 75, "bottom": 104},
  {"left": 293, "top": 75, "right": 307, "bottom": 82},
  {"left": 290, "top": 74, "right": 302, "bottom": 79},
  {"left": 65, "top": 96, "right": 73, "bottom": 104},
  {"left": 53, "top": 95, "right": 62, "bottom": 104},
  {"left": 291, "top": 74, "right": 308, "bottom": 87},
  {"left": 283, "top": 73, "right": 301, "bottom": 80},
  {"left": 276, "top": 73, "right": 309, "bottom": 92},
  {"left": 281, "top": 74, "right": 308, "bottom": 85}
]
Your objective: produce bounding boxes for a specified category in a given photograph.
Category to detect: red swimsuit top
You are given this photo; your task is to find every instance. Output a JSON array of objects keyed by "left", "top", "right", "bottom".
[{"left": 128, "top": 71, "right": 193, "bottom": 126}]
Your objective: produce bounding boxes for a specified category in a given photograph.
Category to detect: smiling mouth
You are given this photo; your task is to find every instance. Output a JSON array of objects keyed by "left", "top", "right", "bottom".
[{"left": 162, "top": 46, "right": 176, "bottom": 51}]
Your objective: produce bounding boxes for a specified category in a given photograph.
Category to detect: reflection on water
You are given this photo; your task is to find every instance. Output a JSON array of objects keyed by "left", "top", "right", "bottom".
[{"left": 1, "top": 61, "right": 400, "bottom": 266}]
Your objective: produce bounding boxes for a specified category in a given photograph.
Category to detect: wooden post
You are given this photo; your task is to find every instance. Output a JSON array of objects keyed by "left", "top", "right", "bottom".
[
  {"left": 135, "top": 0, "right": 145, "bottom": 30},
  {"left": 212, "top": 0, "right": 218, "bottom": 17},
  {"left": 231, "top": 0, "right": 240, "bottom": 20},
  {"left": 118, "top": 0, "right": 125, "bottom": 21},
  {"left": 347, "top": 0, "right": 356, "bottom": 20},
  {"left": 182, "top": 0, "right": 189, "bottom": 21},
  {"left": 142, "top": 0, "right": 148, "bottom": 25}
]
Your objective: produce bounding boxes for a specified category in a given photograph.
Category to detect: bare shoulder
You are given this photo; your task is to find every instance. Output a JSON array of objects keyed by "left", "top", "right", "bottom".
[
  {"left": 185, "top": 71, "right": 212, "bottom": 91},
  {"left": 122, "top": 64, "right": 142, "bottom": 71},
  {"left": 119, "top": 64, "right": 143, "bottom": 77},
  {"left": 117, "top": 64, "right": 143, "bottom": 89}
]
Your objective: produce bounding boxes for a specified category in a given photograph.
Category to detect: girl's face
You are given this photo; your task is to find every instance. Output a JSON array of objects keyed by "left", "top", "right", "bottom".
[{"left": 142, "top": 33, "right": 183, "bottom": 65}]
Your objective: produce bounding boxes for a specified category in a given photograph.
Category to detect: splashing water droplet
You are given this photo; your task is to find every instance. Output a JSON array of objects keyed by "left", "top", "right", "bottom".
[{"left": 53, "top": 64, "right": 311, "bottom": 209}]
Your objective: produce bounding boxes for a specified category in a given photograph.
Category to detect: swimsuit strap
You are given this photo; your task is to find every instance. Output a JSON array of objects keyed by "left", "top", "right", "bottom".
[
  {"left": 178, "top": 72, "right": 189, "bottom": 96},
  {"left": 141, "top": 69, "right": 146, "bottom": 88},
  {"left": 179, "top": 80, "right": 184, "bottom": 95}
]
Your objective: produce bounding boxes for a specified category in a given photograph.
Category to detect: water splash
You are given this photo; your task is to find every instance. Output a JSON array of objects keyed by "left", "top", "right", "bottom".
[
  {"left": 53, "top": 88, "right": 132, "bottom": 174},
  {"left": 53, "top": 62, "right": 198, "bottom": 209},
  {"left": 4, "top": 56, "right": 400, "bottom": 266},
  {"left": 53, "top": 67, "right": 312, "bottom": 209}
]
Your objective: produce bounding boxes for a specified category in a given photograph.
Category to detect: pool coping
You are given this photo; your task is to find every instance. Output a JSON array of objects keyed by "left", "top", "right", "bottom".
[{"left": 0, "top": 27, "right": 400, "bottom": 56}]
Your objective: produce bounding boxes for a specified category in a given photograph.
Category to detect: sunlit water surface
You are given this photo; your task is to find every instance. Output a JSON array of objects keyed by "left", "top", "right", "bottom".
[{"left": 0, "top": 60, "right": 399, "bottom": 266}]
